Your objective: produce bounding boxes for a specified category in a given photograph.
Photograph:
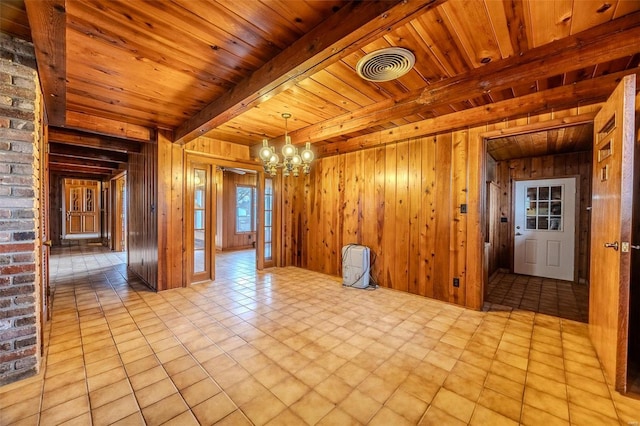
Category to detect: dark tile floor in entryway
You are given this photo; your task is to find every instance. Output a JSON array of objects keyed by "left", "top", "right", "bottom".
[{"left": 484, "top": 272, "right": 589, "bottom": 323}]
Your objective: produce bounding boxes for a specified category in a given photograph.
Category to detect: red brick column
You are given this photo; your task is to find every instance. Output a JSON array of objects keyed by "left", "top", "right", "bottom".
[{"left": 0, "top": 33, "right": 42, "bottom": 386}]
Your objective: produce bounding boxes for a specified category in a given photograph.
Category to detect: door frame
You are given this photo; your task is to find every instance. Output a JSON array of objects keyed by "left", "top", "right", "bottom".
[
  {"left": 512, "top": 176, "right": 579, "bottom": 282},
  {"left": 481, "top": 115, "right": 596, "bottom": 302},
  {"left": 183, "top": 150, "right": 270, "bottom": 284}
]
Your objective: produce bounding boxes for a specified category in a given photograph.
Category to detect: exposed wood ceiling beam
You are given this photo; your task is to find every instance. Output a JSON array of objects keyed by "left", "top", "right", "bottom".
[
  {"left": 481, "top": 112, "right": 597, "bottom": 140},
  {"left": 65, "top": 111, "right": 154, "bottom": 142},
  {"left": 49, "top": 163, "right": 111, "bottom": 175},
  {"left": 49, "top": 127, "right": 142, "bottom": 153},
  {"left": 24, "top": 0, "right": 66, "bottom": 126},
  {"left": 319, "top": 69, "right": 639, "bottom": 156},
  {"left": 49, "top": 154, "right": 120, "bottom": 171},
  {"left": 290, "top": 11, "right": 640, "bottom": 144},
  {"left": 49, "top": 142, "right": 128, "bottom": 163},
  {"left": 174, "top": 0, "right": 447, "bottom": 144}
]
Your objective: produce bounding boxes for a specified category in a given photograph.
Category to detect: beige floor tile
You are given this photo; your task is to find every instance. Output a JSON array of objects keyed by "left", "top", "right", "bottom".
[
  {"left": 470, "top": 405, "right": 519, "bottom": 426},
  {"left": 43, "top": 366, "right": 85, "bottom": 393},
  {"left": 485, "top": 372, "right": 525, "bottom": 401},
  {"left": 356, "top": 374, "right": 398, "bottom": 404},
  {"left": 568, "top": 403, "right": 620, "bottom": 426},
  {"left": 290, "top": 390, "right": 335, "bottom": 424},
  {"left": 339, "top": 389, "right": 381, "bottom": 424},
  {"left": 566, "top": 385, "right": 618, "bottom": 419},
  {"left": 263, "top": 408, "right": 305, "bottom": 426},
  {"left": 141, "top": 393, "right": 189, "bottom": 424},
  {"left": 41, "top": 379, "right": 87, "bottom": 411},
  {"left": 419, "top": 406, "right": 466, "bottom": 426},
  {"left": 398, "top": 374, "right": 441, "bottom": 404},
  {"left": 129, "top": 365, "right": 168, "bottom": 391},
  {"left": 431, "top": 387, "right": 476, "bottom": 423},
  {"left": 39, "top": 395, "right": 89, "bottom": 425},
  {"left": 58, "top": 412, "right": 92, "bottom": 426},
  {"left": 87, "top": 366, "right": 127, "bottom": 392},
  {"left": 89, "top": 378, "right": 133, "bottom": 409},
  {"left": 384, "top": 389, "right": 428, "bottom": 423},
  {"left": 270, "top": 375, "right": 310, "bottom": 406},
  {"left": 369, "top": 407, "right": 413, "bottom": 426},
  {"left": 253, "top": 363, "right": 291, "bottom": 388},
  {"left": 214, "top": 409, "right": 253, "bottom": 426},
  {"left": 135, "top": 377, "right": 178, "bottom": 408},
  {"left": 335, "top": 361, "right": 370, "bottom": 387},
  {"left": 316, "top": 407, "right": 360, "bottom": 426},
  {"left": 443, "top": 372, "right": 483, "bottom": 401},
  {"left": 523, "top": 387, "right": 569, "bottom": 420},
  {"left": 180, "top": 377, "right": 222, "bottom": 408},
  {"left": 477, "top": 387, "right": 522, "bottom": 422},
  {"left": 120, "top": 345, "right": 155, "bottom": 364},
  {"left": 241, "top": 392, "right": 286, "bottom": 425},
  {"left": 170, "top": 365, "right": 208, "bottom": 390},
  {"left": 160, "top": 410, "right": 200, "bottom": 426},
  {"left": 314, "top": 375, "right": 353, "bottom": 405},
  {"left": 85, "top": 355, "right": 122, "bottom": 377},
  {"left": 226, "top": 376, "right": 270, "bottom": 406},
  {"left": 520, "top": 404, "right": 569, "bottom": 426},
  {"left": 110, "top": 411, "right": 146, "bottom": 426},
  {"left": 124, "top": 354, "right": 160, "bottom": 376},
  {"left": 1, "top": 396, "right": 42, "bottom": 424}
]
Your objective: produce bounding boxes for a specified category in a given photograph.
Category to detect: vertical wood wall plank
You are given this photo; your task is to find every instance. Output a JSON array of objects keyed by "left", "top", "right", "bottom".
[
  {"left": 394, "top": 141, "right": 410, "bottom": 293},
  {"left": 382, "top": 143, "right": 397, "bottom": 288},
  {"left": 408, "top": 139, "right": 422, "bottom": 295}
]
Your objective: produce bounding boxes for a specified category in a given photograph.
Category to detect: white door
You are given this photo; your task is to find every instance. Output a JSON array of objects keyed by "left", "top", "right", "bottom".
[{"left": 514, "top": 178, "right": 576, "bottom": 281}]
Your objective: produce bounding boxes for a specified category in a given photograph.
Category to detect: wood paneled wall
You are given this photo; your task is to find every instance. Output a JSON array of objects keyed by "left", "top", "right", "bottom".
[
  {"left": 219, "top": 171, "right": 257, "bottom": 251},
  {"left": 282, "top": 131, "right": 484, "bottom": 309},
  {"left": 48, "top": 173, "right": 64, "bottom": 245},
  {"left": 128, "top": 141, "right": 158, "bottom": 289},
  {"left": 488, "top": 151, "right": 593, "bottom": 282}
]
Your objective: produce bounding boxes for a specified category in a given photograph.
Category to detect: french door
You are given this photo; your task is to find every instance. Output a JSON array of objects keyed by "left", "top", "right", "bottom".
[{"left": 186, "top": 161, "right": 215, "bottom": 283}]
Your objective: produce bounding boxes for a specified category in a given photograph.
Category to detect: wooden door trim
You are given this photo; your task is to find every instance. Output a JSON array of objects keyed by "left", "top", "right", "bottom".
[{"left": 185, "top": 158, "right": 215, "bottom": 284}]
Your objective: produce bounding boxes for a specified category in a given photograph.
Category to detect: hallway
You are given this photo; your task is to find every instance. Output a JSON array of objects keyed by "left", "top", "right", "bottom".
[{"left": 1, "top": 246, "right": 639, "bottom": 425}]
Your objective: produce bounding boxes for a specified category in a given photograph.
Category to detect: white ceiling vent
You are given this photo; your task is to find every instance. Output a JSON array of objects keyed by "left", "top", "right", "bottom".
[{"left": 356, "top": 47, "right": 415, "bottom": 82}]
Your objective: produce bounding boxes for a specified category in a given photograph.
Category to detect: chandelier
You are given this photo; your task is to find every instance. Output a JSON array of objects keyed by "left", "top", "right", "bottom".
[{"left": 258, "top": 113, "right": 314, "bottom": 177}]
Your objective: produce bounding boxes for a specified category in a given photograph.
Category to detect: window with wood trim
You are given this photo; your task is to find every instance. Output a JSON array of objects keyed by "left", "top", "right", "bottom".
[{"left": 236, "top": 185, "right": 256, "bottom": 233}]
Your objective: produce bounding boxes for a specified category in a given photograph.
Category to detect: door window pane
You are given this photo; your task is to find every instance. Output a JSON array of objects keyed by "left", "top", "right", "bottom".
[
  {"left": 524, "top": 184, "right": 563, "bottom": 231},
  {"left": 264, "top": 178, "right": 273, "bottom": 261},
  {"left": 194, "top": 168, "right": 206, "bottom": 274},
  {"left": 236, "top": 185, "right": 255, "bottom": 233}
]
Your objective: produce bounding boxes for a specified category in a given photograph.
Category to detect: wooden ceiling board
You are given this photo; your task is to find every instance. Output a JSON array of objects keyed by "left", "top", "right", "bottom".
[
  {"left": 4, "top": 0, "right": 640, "bottom": 171},
  {"left": 409, "top": 9, "right": 471, "bottom": 76},
  {"left": 66, "top": 4, "right": 246, "bottom": 88},
  {"left": 0, "top": 1, "right": 31, "bottom": 42},
  {"left": 524, "top": 0, "right": 573, "bottom": 47},
  {"left": 439, "top": 0, "right": 502, "bottom": 67},
  {"left": 483, "top": 0, "right": 515, "bottom": 59},
  {"left": 487, "top": 123, "right": 594, "bottom": 161},
  {"left": 570, "top": 0, "right": 618, "bottom": 35}
]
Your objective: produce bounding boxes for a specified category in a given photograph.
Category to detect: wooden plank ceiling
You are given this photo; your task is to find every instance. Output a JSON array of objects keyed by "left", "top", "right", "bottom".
[{"left": 3, "top": 0, "right": 640, "bottom": 178}]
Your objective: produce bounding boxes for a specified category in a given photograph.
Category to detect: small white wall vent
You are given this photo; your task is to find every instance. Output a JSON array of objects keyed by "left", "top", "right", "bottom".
[{"left": 356, "top": 47, "right": 415, "bottom": 82}]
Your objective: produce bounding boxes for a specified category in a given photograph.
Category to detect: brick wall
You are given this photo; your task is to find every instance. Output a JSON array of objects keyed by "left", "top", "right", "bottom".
[{"left": 0, "top": 33, "right": 42, "bottom": 386}]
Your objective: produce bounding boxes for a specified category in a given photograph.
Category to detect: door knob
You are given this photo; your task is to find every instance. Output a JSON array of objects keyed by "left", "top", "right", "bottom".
[
  {"left": 43, "top": 240, "right": 52, "bottom": 247},
  {"left": 515, "top": 232, "right": 522, "bottom": 236},
  {"left": 631, "top": 244, "right": 640, "bottom": 250},
  {"left": 604, "top": 241, "right": 619, "bottom": 251}
]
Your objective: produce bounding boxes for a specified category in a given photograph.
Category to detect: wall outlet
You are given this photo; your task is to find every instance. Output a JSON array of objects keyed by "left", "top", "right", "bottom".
[{"left": 453, "top": 277, "right": 460, "bottom": 287}]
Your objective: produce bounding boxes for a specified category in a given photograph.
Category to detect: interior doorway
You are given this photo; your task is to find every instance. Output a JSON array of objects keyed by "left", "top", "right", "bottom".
[
  {"left": 185, "top": 155, "right": 267, "bottom": 286},
  {"left": 62, "top": 178, "right": 101, "bottom": 240},
  {"left": 111, "top": 173, "right": 127, "bottom": 252},
  {"left": 482, "top": 121, "right": 593, "bottom": 322}
]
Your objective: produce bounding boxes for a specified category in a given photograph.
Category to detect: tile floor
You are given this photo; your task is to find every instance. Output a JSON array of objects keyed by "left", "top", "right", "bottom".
[
  {"left": 1, "top": 246, "right": 639, "bottom": 425},
  {"left": 484, "top": 272, "right": 589, "bottom": 323}
]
